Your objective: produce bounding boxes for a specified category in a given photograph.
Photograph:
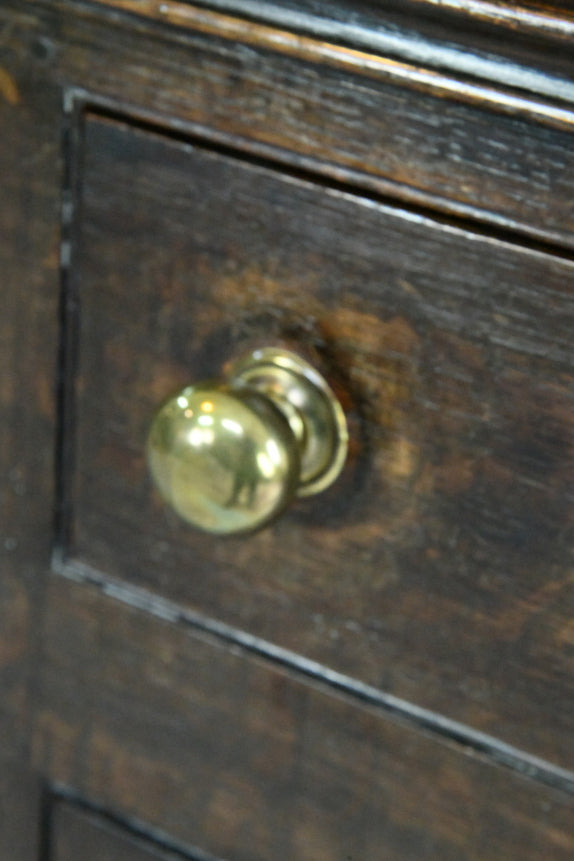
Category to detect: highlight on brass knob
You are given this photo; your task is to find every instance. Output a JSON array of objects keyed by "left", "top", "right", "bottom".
[{"left": 147, "top": 347, "right": 348, "bottom": 535}]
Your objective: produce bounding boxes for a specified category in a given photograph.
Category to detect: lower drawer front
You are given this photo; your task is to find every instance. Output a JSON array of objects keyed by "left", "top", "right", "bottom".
[
  {"left": 66, "top": 112, "right": 574, "bottom": 767},
  {"left": 37, "top": 576, "right": 574, "bottom": 861}
]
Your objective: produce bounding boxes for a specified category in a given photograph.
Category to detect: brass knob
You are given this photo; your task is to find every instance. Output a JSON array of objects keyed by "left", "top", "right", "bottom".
[{"left": 147, "top": 348, "right": 348, "bottom": 534}]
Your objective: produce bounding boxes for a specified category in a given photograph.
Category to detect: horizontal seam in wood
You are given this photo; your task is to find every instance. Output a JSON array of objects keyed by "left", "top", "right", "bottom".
[
  {"left": 65, "top": 91, "right": 574, "bottom": 261},
  {"left": 48, "top": 786, "right": 222, "bottom": 860},
  {"left": 52, "top": 555, "right": 574, "bottom": 799}
]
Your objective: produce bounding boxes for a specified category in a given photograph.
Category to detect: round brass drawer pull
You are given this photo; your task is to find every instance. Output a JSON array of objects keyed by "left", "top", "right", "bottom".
[{"left": 147, "top": 347, "right": 348, "bottom": 535}]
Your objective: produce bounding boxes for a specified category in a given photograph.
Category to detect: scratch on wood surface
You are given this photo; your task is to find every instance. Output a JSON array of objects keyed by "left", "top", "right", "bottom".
[{"left": 0, "top": 67, "right": 19, "bottom": 104}]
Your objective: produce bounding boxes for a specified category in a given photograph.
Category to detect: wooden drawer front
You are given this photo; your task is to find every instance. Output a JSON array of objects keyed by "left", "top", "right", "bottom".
[
  {"left": 35, "top": 576, "right": 574, "bottom": 861},
  {"left": 65, "top": 112, "right": 574, "bottom": 769}
]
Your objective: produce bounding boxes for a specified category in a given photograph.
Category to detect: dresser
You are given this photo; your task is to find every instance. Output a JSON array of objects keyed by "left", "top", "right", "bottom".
[{"left": 1, "top": 1, "right": 574, "bottom": 858}]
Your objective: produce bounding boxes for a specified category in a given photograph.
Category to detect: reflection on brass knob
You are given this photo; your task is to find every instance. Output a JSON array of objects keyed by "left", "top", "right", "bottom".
[{"left": 147, "top": 348, "right": 348, "bottom": 535}]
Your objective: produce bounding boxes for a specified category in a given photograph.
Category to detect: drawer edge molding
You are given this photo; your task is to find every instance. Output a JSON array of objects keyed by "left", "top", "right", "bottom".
[{"left": 87, "top": 0, "right": 574, "bottom": 131}]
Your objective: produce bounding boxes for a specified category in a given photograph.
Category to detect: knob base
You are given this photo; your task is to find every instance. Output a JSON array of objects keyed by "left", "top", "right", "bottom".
[{"left": 228, "top": 348, "right": 348, "bottom": 497}]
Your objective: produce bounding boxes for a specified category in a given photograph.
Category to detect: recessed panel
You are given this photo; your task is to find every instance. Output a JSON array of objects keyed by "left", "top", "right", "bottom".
[{"left": 65, "top": 112, "right": 574, "bottom": 768}]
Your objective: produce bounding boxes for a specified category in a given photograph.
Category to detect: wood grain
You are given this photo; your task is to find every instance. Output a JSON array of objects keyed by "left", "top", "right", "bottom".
[
  {"left": 35, "top": 574, "right": 574, "bottom": 861},
  {"left": 91, "top": 0, "right": 574, "bottom": 106},
  {"left": 1, "top": 2, "right": 573, "bottom": 858},
  {"left": 95, "top": 0, "right": 574, "bottom": 107},
  {"left": 3, "top": 0, "right": 574, "bottom": 249},
  {"left": 67, "top": 114, "right": 574, "bottom": 769},
  {"left": 0, "top": 45, "right": 62, "bottom": 861},
  {"left": 88, "top": 0, "right": 574, "bottom": 56}
]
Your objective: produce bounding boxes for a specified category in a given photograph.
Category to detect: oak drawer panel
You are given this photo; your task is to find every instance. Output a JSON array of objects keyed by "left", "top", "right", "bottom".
[
  {"left": 65, "top": 113, "right": 574, "bottom": 769},
  {"left": 36, "top": 576, "right": 574, "bottom": 861}
]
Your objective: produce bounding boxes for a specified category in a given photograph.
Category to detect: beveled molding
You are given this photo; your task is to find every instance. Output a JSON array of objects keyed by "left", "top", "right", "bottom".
[
  {"left": 92, "top": 0, "right": 574, "bottom": 41},
  {"left": 87, "top": 0, "right": 574, "bottom": 129},
  {"left": 393, "top": 0, "right": 574, "bottom": 38}
]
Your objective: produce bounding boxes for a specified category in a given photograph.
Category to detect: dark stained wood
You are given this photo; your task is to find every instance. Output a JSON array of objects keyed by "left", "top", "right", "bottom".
[
  {"left": 2, "top": 0, "right": 574, "bottom": 251},
  {"left": 0, "top": 37, "right": 63, "bottom": 861},
  {"left": 67, "top": 113, "right": 574, "bottom": 769},
  {"left": 1, "top": 1, "right": 574, "bottom": 859},
  {"left": 52, "top": 802, "right": 186, "bottom": 861},
  {"left": 91, "top": 0, "right": 574, "bottom": 94},
  {"left": 35, "top": 574, "right": 574, "bottom": 861},
  {"left": 0, "top": 756, "right": 42, "bottom": 861}
]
